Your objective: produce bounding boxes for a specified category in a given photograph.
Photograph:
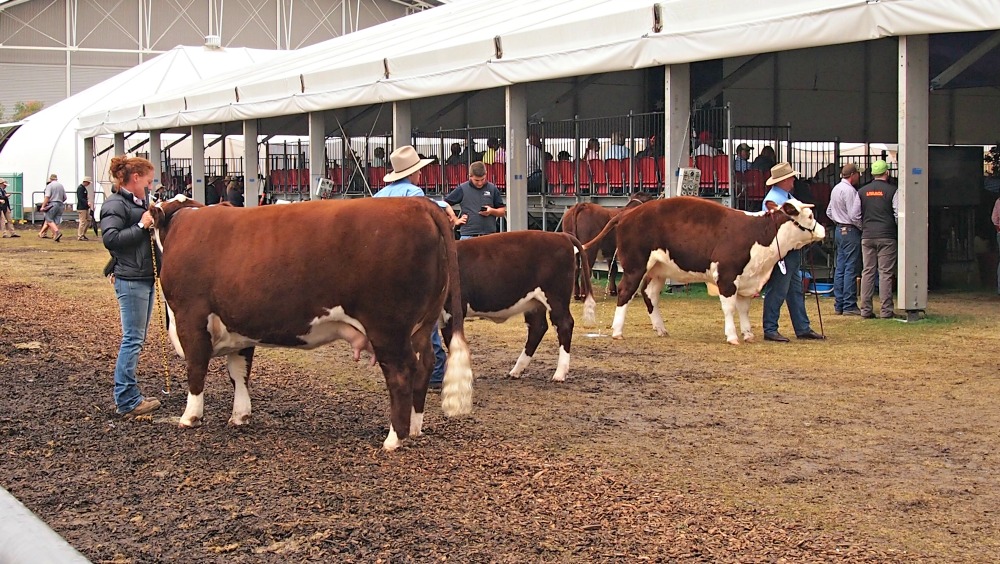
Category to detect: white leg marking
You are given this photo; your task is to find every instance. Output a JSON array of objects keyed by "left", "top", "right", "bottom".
[
  {"left": 383, "top": 423, "right": 402, "bottom": 451},
  {"left": 551, "top": 346, "right": 571, "bottom": 382},
  {"left": 611, "top": 305, "right": 628, "bottom": 339},
  {"left": 719, "top": 295, "right": 740, "bottom": 345},
  {"left": 737, "top": 295, "right": 755, "bottom": 343},
  {"left": 410, "top": 408, "right": 423, "bottom": 437},
  {"left": 179, "top": 392, "right": 204, "bottom": 428},
  {"left": 509, "top": 350, "right": 532, "bottom": 378},
  {"left": 227, "top": 353, "right": 252, "bottom": 426},
  {"left": 582, "top": 295, "right": 597, "bottom": 327},
  {"left": 165, "top": 304, "right": 185, "bottom": 359},
  {"left": 645, "top": 277, "right": 667, "bottom": 336}
]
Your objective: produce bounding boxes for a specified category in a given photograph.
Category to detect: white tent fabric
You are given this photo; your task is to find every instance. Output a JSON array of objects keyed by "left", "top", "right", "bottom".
[
  {"left": 0, "top": 45, "right": 281, "bottom": 199},
  {"left": 77, "top": 0, "right": 1000, "bottom": 137}
]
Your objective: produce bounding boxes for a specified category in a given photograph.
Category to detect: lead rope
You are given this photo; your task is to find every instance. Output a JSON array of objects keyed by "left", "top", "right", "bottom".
[{"left": 149, "top": 230, "right": 171, "bottom": 394}]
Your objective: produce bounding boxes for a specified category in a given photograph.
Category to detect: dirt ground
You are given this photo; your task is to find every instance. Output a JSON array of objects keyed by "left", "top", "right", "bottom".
[{"left": 2, "top": 227, "right": 1000, "bottom": 563}]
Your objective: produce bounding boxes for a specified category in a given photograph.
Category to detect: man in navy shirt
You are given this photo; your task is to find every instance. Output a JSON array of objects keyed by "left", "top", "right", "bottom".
[{"left": 444, "top": 161, "right": 506, "bottom": 239}]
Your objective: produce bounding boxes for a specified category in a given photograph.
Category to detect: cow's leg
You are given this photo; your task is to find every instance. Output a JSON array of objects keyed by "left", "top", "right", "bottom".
[
  {"left": 608, "top": 255, "right": 619, "bottom": 296},
  {"left": 510, "top": 307, "right": 547, "bottom": 379},
  {"left": 576, "top": 247, "right": 599, "bottom": 300},
  {"left": 549, "top": 303, "right": 574, "bottom": 382},
  {"left": 719, "top": 295, "right": 741, "bottom": 345},
  {"left": 611, "top": 269, "right": 644, "bottom": 339},
  {"left": 227, "top": 346, "right": 254, "bottom": 425},
  {"left": 177, "top": 318, "right": 213, "bottom": 428},
  {"left": 736, "top": 295, "right": 755, "bottom": 343},
  {"left": 373, "top": 337, "right": 416, "bottom": 451},
  {"left": 409, "top": 328, "right": 435, "bottom": 438},
  {"left": 642, "top": 275, "right": 668, "bottom": 337}
]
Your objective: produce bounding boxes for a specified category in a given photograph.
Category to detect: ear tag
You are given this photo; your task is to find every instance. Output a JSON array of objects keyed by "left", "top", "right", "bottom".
[{"left": 778, "top": 260, "right": 787, "bottom": 275}]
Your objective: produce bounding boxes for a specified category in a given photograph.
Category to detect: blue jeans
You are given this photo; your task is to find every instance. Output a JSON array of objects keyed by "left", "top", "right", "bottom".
[
  {"left": 430, "top": 323, "right": 446, "bottom": 385},
  {"left": 113, "top": 278, "right": 155, "bottom": 413},
  {"left": 762, "top": 249, "right": 812, "bottom": 335},
  {"left": 833, "top": 225, "right": 861, "bottom": 312}
]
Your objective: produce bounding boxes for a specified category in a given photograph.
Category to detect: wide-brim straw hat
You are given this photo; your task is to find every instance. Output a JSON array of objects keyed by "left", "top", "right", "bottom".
[
  {"left": 766, "top": 162, "right": 800, "bottom": 186},
  {"left": 48, "top": 173, "right": 58, "bottom": 181},
  {"left": 384, "top": 145, "right": 434, "bottom": 182},
  {"left": 82, "top": 176, "right": 92, "bottom": 183}
]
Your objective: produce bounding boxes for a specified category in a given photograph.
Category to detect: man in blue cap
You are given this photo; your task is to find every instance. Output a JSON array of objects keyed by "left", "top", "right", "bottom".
[{"left": 858, "top": 159, "right": 898, "bottom": 319}]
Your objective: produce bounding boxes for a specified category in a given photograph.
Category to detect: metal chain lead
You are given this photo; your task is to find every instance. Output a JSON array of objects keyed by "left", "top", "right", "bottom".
[{"left": 149, "top": 230, "right": 171, "bottom": 394}]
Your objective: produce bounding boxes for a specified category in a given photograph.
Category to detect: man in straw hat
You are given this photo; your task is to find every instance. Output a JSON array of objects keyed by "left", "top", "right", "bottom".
[
  {"left": 760, "top": 162, "right": 825, "bottom": 342},
  {"left": 76, "top": 176, "right": 93, "bottom": 241},
  {"left": 374, "top": 145, "right": 454, "bottom": 388},
  {"left": 858, "top": 159, "right": 898, "bottom": 319}
]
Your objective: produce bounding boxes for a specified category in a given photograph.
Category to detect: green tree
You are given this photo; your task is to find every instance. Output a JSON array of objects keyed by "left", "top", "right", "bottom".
[{"left": 12, "top": 100, "right": 44, "bottom": 121}]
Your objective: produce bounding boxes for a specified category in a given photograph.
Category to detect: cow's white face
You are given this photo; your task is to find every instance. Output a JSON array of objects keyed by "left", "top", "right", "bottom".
[{"left": 777, "top": 199, "right": 825, "bottom": 249}]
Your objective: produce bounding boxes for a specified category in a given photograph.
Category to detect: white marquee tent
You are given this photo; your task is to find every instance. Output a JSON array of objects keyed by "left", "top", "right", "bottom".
[
  {"left": 0, "top": 45, "right": 281, "bottom": 202},
  {"left": 78, "top": 0, "right": 1000, "bottom": 136}
]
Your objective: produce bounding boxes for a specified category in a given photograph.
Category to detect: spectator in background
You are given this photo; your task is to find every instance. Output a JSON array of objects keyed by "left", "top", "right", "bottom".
[
  {"left": 151, "top": 184, "right": 166, "bottom": 203},
  {"left": 584, "top": 138, "right": 601, "bottom": 161},
  {"left": 826, "top": 163, "right": 863, "bottom": 315},
  {"left": 557, "top": 150, "right": 572, "bottom": 162},
  {"left": 39, "top": 173, "right": 66, "bottom": 242},
  {"left": 76, "top": 176, "right": 93, "bottom": 241},
  {"left": 371, "top": 146, "right": 386, "bottom": 168},
  {"left": 734, "top": 143, "right": 753, "bottom": 172},
  {"left": 527, "top": 133, "right": 544, "bottom": 193},
  {"left": 445, "top": 143, "right": 463, "bottom": 165},
  {"left": 226, "top": 178, "right": 245, "bottom": 207},
  {"left": 693, "top": 131, "right": 719, "bottom": 157},
  {"left": 0, "top": 179, "right": 19, "bottom": 237},
  {"left": 445, "top": 161, "right": 506, "bottom": 240},
  {"left": 858, "top": 159, "right": 899, "bottom": 319},
  {"left": 752, "top": 145, "right": 777, "bottom": 172},
  {"left": 494, "top": 139, "right": 506, "bottom": 164},
  {"left": 482, "top": 138, "right": 500, "bottom": 165},
  {"left": 605, "top": 132, "right": 631, "bottom": 159}
]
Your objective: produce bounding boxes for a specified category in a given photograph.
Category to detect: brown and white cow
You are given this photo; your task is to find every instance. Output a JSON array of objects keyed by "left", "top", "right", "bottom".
[
  {"left": 562, "top": 193, "right": 654, "bottom": 299},
  {"left": 584, "top": 196, "right": 825, "bottom": 344},
  {"left": 442, "top": 231, "right": 595, "bottom": 382},
  {"left": 149, "top": 195, "right": 473, "bottom": 451}
]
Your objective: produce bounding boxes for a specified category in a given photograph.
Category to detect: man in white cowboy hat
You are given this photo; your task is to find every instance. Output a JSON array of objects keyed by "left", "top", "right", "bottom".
[
  {"left": 760, "top": 162, "right": 825, "bottom": 342},
  {"left": 373, "top": 144, "right": 453, "bottom": 388},
  {"left": 76, "top": 176, "right": 93, "bottom": 241}
]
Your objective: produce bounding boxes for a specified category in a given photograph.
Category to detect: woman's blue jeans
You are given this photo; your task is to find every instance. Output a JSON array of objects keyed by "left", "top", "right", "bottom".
[{"left": 113, "top": 278, "right": 155, "bottom": 413}]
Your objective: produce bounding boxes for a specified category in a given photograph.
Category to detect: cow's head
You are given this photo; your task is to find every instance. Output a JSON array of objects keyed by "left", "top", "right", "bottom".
[
  {"left": 775, "top": 199, "right": 825, "bottom": 250},
  {"left": 149, "top": 195, "right": 205, "bottom": 249},
  {"left": 626, "top": 192, "right": 656, "bottom": 208}
]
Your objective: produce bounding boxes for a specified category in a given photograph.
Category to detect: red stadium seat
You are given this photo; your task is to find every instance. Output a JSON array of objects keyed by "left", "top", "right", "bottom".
[
  {"left": 712, "top": 154, "right": 730, "bottom": 192},
  {"left": 488, "top": 162, "right": 506, "bottom": 193},
  {"left": 605, "top": 158, "right": 626, "bottom": 195},
  {"left": 422, "top": 164, "right": 442, "bottom": 193},
  {"left": 557, "top": 161, "right": 576, "bottom": 195},
  {"left": 810, "top": 182, "right": 833, "bottom": 225},
  {"left": 695, "top": 155, "right": 713, "bottom": 190},
  {"left": 367, "top": 166, "right": 387, "bottom": 191},
  {"left": 445, "top": 164, "right": 465, "bottom": 190},
  {"left": 589, "top": 159, "right": 608, "bottom": 195},
  {"left": 544, "top": 161, "right": 561, "bottom": 194},
  {"left": 576, "top": 160, "right": 591, "bottom": 194},
  {"left": 636, "top": 157, "right": 660, "bottom": 190}
]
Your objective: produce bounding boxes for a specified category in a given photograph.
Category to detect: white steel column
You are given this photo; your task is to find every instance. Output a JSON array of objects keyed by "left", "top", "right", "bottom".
[
  {"left": 393, "top": 101, "right": 412, "bottom": 150},
  {"left": 664, "top": 64, "right": 691, "bottom": 198},
  {"left": 114, "top": 133, "right": 125, "bottom": 155},
  {"left": 244, "top": 120, "right": 260, "bottom": 207},
  {"left": 191, "top": 125, "right": 206, "bottom": 203},
  {"left": 83, "top": 136, "right": 96, "bottom": 204},
  {"left": 898, "top": 35, "right": 930, "bottom": 318},
  {"left": 148, "top": 130, "right": 162, "bottom": 185},
  {"left": 506, "top": 84, "right": 527, "bottom": 231},
  {"left": 308, "top": 112, "right": 325, "bottom": 201}
]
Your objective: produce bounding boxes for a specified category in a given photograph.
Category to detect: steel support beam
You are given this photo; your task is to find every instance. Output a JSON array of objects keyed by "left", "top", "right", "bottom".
[
  {"left": 898, "top": 35, "right": 929, "bottom": 316},
  {"left": 664, "top": 64, "right": 690, "bottom": 198},
  {"left": 505, "top": 84, "right": 527, "bottom": 232}
]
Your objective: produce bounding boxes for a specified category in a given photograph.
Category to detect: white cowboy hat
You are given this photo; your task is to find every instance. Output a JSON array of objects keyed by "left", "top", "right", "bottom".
[
  {"left": 383, "top": 145, "right": 434, "bottom": 183},
  {"left": 766, "top": 162, "right": 800, "bottom": 186},
  {"left": 82, "top": 176, "right": 92, "bottom": 183}
]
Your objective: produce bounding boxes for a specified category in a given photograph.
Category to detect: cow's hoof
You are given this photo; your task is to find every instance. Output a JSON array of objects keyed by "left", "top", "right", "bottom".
[
  {"left": 228, "top": 414, "right": 251, "bottom": 426},
  {"left": 655, "top": 329, "right": 669, "bottom": 337},
  {"left": 178, "top": 417, "right": 202, "bottom": 429},
  {"left": 727, "top": 338, "right": 741, "bottom": 345},
  {"left": 611, "top": 334, "right": 625, "bottom": 341},
  {"left": 551, "top": 375, "right": 566, "bottom": 383},
  {"left": 508, "top": 371, "right": 523, "bottom": 379},
  {"left": 743, "top": 334, "right": 755, "bottom": 343}
]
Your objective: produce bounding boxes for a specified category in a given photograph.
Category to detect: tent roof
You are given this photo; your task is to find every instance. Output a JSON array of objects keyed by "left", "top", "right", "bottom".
[
  {"left": 0, "top": 45, "right": 281, "bottom": 194},
  {"left": 77, "top": 0, "right": 1000, "bottom": 137}
]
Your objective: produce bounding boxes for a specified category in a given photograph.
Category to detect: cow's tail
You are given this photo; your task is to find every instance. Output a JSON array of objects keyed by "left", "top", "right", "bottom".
[
  {"left": 438, "top": 216, "right": 473, "bottom": 418},
  {"left": 581, "top": 213, "right": 622, "bottom": 252},
  {"left": 567, "top": 234, "right": 597, "bottom": 327}
]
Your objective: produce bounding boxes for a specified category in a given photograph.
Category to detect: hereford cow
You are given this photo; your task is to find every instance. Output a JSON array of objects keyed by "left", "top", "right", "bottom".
[
  {"left": 442, "top": 231, "right": 595, "bottom": 382},
  {"left": 585, "top": 196, "right": 825, "bottom": 344},
  {"left": 562, "top": 193, "right": 654, "bottom": 299},
  {"left": 149, "top": 196, "right": 473, "bottom": 451}
]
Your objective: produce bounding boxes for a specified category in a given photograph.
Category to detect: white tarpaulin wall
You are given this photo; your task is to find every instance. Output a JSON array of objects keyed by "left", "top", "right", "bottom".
[
  {"left": 77, "top": 0, "right": 1000, "bottom": 137},
  {"left": 0, "top": 46, "right": 281, "bottom": 201}
]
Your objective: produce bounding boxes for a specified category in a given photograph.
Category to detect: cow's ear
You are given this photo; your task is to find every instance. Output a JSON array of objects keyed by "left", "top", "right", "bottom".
[
  {"left": 780, "top": 201, "right": 799, "bottom": 216},
  {"left": 149, "top": 206, "right": 166, "bottom": 228}
]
